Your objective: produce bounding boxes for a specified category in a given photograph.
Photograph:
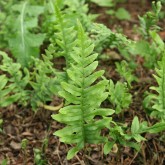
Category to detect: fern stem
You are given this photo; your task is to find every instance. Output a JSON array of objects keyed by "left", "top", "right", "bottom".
[{"left": 80, "top": 66, "right": 86, "bottom": 144}]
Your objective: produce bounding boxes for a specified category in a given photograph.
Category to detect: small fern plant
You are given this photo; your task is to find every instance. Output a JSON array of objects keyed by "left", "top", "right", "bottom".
[
  {"left": 144, "top": 54, "right": 165, "bottom": 121},
  {"left": 108, "top": 80, "right": 132, "bottom": 114},
  {"left": 138, "top": 1, "right": 161, "bottom": 38},
  {"left": 0, "top": 48, "right": 61, "bottom": 111},
  {"left": 115, "top": 60, "right": 138, "bottom": 88},
  {"left": 29, "top": 44, "right": 60, "bottom": 110},
  {"left": 52, "top": 22, "right": 114, "bottom": 160},
  {"left": 0, "top": 51, "right": 30, "bottom": 107},
  {"left": 89, "top": 23, "right": 134, "bottom": 58}
]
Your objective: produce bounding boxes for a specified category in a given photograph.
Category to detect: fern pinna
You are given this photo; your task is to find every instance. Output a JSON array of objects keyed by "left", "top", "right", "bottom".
[{"left": 52, "top": 23, "right": 114, "bottom": 159}]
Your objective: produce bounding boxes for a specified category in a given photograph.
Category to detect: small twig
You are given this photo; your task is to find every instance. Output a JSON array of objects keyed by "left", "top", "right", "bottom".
[
  {"left": 153, "top": 139, "right": 160, "bottom": 163},
  {"left": 56, "top": 141, "right": 63, "bottom": 165},
  {"left": 101, "top": 143, "right": 104, "bottom": 160},
  {"left": 128, "top": 142, "right": 144, "bottom": 165},
  {"left": 84, "top": 155, "right": 98, "bottom": 163},
  {"left": 128, "top": 150, "right": 139, "bottom": 165},
  {"left": 141, "top": 143, "right": 147, "bottom": 165},
  {"left": 75, "top": 155, "right": 86, "bottom": 165},
  {"left": 39, "top": 102, "right": 64, "bottom": 111}
]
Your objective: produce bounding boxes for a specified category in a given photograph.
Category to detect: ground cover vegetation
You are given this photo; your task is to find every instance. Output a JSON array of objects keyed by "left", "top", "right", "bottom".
[{"left": 0, "top": 0, "right": 165, "bottom": 164}]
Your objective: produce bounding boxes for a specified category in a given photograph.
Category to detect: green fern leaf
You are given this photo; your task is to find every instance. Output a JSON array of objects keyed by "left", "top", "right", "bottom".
[
  {"left": 52, "top": 22, "right": 114, "bottom": 159},
  {"left": 0, "top": 75, "right": 8, "bottom": 90},
  {"left": 52, "top": 4, "right": 77, "bottom": 67},
  {"left": 149, "top": 54, "right": 165, "bottom": 121},
  {"left": 108, "top": 80, "right": 132, "bottom": 114},
  {"left": 29, "top": 45, "right": 60, "bottom": 110},
  {"left": 0, "top": 51, "right": 30, "bottom": 107}
]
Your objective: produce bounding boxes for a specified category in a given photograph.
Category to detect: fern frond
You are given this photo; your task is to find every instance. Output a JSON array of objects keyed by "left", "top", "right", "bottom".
[
  {"left": 42, "top": 0, "right": 96, "bottom": 41},
  {"left": 138, "top": 1, "right": 161, "bottom": 38},
  {"left": 30, "top": 45, "right": 60, "bottom": 110},
  {"left": 63, "top": 0, "right": 97, "bottom": 30},
  {"left": 52, "top": 22, "right": 114, "bottom": 159},
  {"left": 0, "top": 47, "right": 61, "bottom": 110},
  {"left": 149, "top": 54, "right": 165, "bottom": 121},
  {"left": 115, "top": 60, "right": 138, "bottom": 88},
  {"left": 51, "top": 4, "right": 77, "bottom": 67},
  {"left": 0, "top": 51, "right": 30, "bottom": 107},
  {"left": 108, "top": 80, "right": 132, "bottom": 114},
  {"left": 90, "top": 23, "right": 133, "bottom": 51}
]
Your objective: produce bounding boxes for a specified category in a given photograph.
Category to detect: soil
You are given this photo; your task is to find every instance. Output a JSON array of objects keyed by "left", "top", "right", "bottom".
[{"left": 0, "top": 0, "right": 165, "bottom": 165}]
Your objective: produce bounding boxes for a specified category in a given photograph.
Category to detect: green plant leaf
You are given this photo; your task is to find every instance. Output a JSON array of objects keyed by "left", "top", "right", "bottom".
[
  {"left": 108, "top": 80, "right": 132, "bottom": 114},
  {"left": 67, "top": 147, "right": 80, "bottom": 160},
  {"left": 0, "top": 94, "right": 21, "bottom": 107},
  {"left": 145, "top": 122, "right": 165, "bottom": 133},
  {"left": 131, "top": 116, "right": 140, "bottom": 134},
  {"left": 7, "top": 2, "right": 45, "bottom": 68},
  {"left": 0, "top": 51, "right": 30, "bottom": 107},
  {"left": 133, "top": 134, "right": 146, "bottom": 142},
  {"left": 145, "top": 54, "right": 165, "bottom": 121},
  {"left": 0, "top": 75, "right": 8, "bottom": 90},
  {"left": 90, "top": 0, "right": 114, "bottom": 7},
  {"left": 104, "top": 141, "right": 115, "bottom": 155},
  {"left": 115, "top": 60, "right": 138, "bottom": 88},
  {"left": 115, "top": 8, "right": 131, "bottom": 20},
  {"left": 124, "top": 142, "right": 141, "bottom": 151}
]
